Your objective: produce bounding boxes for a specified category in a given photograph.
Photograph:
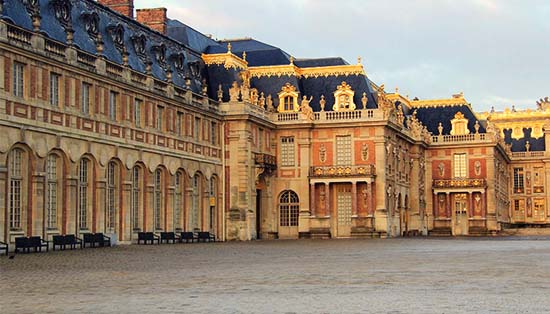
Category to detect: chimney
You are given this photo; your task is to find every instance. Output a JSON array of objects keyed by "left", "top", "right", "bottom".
[
  {"left": 98, "top": 0, "right": 134, "bottom": 18},
  {"left": 136, "top": 8, "right": 168, "bottom": 35}
]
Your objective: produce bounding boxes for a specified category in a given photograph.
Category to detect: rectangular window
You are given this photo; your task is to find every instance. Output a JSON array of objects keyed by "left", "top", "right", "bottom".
[
  {"left": 211, "top": 122, "right": 217, "bottom": 145},
  {"left": 513, "top": 168, "right": 524, "bottom": 193},
  {"left": 82, "top": 83, "right": 91, "bottom": 115},
  {"left": 453, "top": 153, "right": 467, "bottom": 178},
  {"left": 134, "top": 99, "right": 142, "bottom": 128},
  {"left": 280, "top": 136, "right": 295, "bottom": 167},
  {"left": 514, "top": 199, "right": 525, "bottom": 221},
  {"left": 336, "top": 135, "right": 352, "bottom": 166},
  {"left": 50, "top": 73, "right": 60, "bottom": 106},
  {"left": 13, "top": 62, "right": 24, "bottom": 97},
  {"left": 154, "top": 170, "right": 162, "bottom": 230},
  {"left": 176, "top": 112, "right": 183, "bottom": 136},
  {"left": 157, "top": 106, "right": 164, "bottom": 131},
  {"left": 534, "top": 199, "right": 545, "bottom": 221},
  {"left": 109, "top": 91, "right": 118, "bottom": 120},
  {"left": 194, "top": 117, "right": 201, "bottom": 140}
]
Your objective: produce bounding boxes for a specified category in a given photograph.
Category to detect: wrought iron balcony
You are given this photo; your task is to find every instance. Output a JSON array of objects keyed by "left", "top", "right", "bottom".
[
  {"left": 433, "top": 178, "right": 487, "bottom": 188},
  {"left": 310, "top": 165, "right": 375, "bottom": 178},
  {"left": 254, "top": 153, "right": 277, "bottom": 170}
]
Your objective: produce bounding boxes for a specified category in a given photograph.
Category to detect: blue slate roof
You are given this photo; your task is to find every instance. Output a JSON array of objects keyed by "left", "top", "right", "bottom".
[
  {"left": 503, "top": 129, "right": 545, "bottom": 152},
  {"left": 207, "top": 39, "right": 292, "bottom": 67},
  {"left": 167, "top": 19, "right": 219, "bottom": 53},
  {"left": 1, "top": 0, "right": 207, "bottom": 94},
  {"left": 413, "top": 105, "right": 486, "bottom": 135},
  {"left": 295, "top": 57, "right": 349, "bottom": 68}
]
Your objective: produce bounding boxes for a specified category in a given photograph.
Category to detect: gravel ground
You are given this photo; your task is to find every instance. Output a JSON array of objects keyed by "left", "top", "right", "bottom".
[{"left": 1, "top": 238, "right": 550, "bottom": 314}]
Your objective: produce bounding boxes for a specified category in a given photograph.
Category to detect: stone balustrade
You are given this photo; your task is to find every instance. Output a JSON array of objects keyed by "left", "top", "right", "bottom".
[{"left": 310, "top": 165, "right": 376, "bottom": 178}]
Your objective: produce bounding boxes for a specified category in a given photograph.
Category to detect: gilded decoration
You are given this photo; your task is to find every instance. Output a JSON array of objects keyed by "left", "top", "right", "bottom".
[
  {"left": 310, "top": 165, "right": 375, "bottom": 178},
  {"left": 410, "top": 93, "right": 468, "bottom": 108},
  {"left": 277, "top": 83, "right": 299, "bottom": 112},
  {"left": 333, "top": 82, "right": 356, "bottom": 111},
  {"left": 248, "top": 63, "right": 365, "bottom": 79},
  {"left": 201, "top": 52, "right": 248, "bottom": 70},
  {"left": 450, "top": 112, "right": 470, "bottom": 135},
  {"left": 433, "top": 179, "right": 487, "bottom": 188}
]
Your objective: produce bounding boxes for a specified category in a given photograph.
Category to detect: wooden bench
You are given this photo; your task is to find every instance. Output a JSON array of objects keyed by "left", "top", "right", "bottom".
[
  {"left": 160, "top": 232, "right": 179, "bottom": 244},
  {"left": 137, "top": 232, "right": 160, "bottom": 245},
  {"left": 15, "top": 236, "right": 50, "bottom": 253},
  {"left": 53, "top": 235, "right": 83, "bottom": 251},
  {"left": 82, "top": 233, "right": 111, "bottom": 248},
  {"left": 197, "top": 232, "right": 216, "bottom": 242},
  {"left": 180, "top": 232, "right": 195, "bottom": 243},
  {"left": 0, "top": 241, "right": 8, "bottom": 255}
]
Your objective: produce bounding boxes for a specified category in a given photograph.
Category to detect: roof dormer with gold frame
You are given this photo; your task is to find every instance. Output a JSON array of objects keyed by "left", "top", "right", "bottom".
[
  {"left": 277, "top": 83, "right": 300, "bottom": 112},
  {"left": 450, "top": 112, "right": 470, "bottom": 135},
  {"left": 333, "top": 81, "right": 356, "bottom": 111}
]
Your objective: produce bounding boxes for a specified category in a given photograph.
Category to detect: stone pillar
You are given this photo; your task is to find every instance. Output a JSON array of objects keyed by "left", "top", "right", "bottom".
[
  {"left": 446, "top": 192, "right": 451, "bottom": 218},
  {"left": 433, "top": 192, "right": 437, "bottom": 217},
  {"left": 325, "top": 182, "right": 330, "bottom": 217},
  {"left": 482, "top": 191, "right": 487, "bottom": 218},
  {"left": 0, "top": 166, "right": 7, "bottom": 242},
  {"left": 32, "top": 173, "right": 44, "bottom": 237},
  {"left": 351, "top": 182, "right": 358, "bottom": 217},
  {"left": 66, "top": 177, "right": 78, "bottom": 235},
  {"left": 122, "top": 181, "right": 132, "bottom": 241},
  {"left": 310, "top": 183, "right": 316, "bottom": 217},
  {"left": 468, "top": 192, "right": 474, "bottom": 217}
]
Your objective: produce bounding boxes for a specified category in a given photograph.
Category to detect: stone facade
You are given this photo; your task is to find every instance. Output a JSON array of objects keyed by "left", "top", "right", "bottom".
[{"left": 0, "top": 0, "right": 548, "bottom": 245}]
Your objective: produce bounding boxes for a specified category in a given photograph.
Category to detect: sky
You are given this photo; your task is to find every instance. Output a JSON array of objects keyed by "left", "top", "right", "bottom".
[{"left": 136, "top": 0, "right": 550, "bottom": 112}]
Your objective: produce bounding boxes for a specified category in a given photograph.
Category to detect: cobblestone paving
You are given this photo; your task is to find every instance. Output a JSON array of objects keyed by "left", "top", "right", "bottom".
[{"left": 2, "top": 238, "right": 550, "bottom": 314}]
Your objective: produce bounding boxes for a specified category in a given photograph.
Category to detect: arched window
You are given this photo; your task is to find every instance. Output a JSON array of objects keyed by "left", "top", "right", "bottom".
[
  {"left": 131, "top": 166, "right": 141, "bottom": 230},
  {"left": 174, "top": 171, "right": 184, "bottom": 230},
  {"left": 154, "top": 168, "right": 163, "bottom": 230},
  {"left": 78, "top": 158, "right": 90, "bottom": 230},
  {"left": 106, "top": 161, "right": 119, "bottom": 232},
  {"left": 46, "top": 154, "right": 60, "bottom": 229},
  {"left": 9, "top": 149, "right": 24, "bottom": 230},
  {"left": 189, "top": 174, "right": 202, "bottom": 231},
  {"left": 279, "top": 190, "right": 299, "bottom": 227}
]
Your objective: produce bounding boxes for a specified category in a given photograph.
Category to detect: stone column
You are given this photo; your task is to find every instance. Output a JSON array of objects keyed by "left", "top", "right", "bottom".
[
  {"left": 310, "top": 183, "right": 316, "bottom": 217},
  {"left": 482, "top": 191, "right": 487, "bottom": 218},
  {"left": 351, "top": 182, "right": 358, "bottom": 217},
  {"left": 325, "top": 182, "right": 330, "bottom": 217},
  {"left": 433, "top": 192, "right": 437, "bottom": 217},
  {"left": 66, "top": 177, "right": 78, "bottom": 235},
  {"left": 468, "top": 192, "right": 474, "bottom": 217},
  {"left": 446, "top": 192, "right": 451, "bottom": 218}
]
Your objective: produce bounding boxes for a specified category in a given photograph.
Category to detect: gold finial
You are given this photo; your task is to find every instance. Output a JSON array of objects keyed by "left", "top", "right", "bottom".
[
  {"left": 227, "top": 42, "right": 232, "bottom": 53},
  {"left": 290, "top": 56, "right": 295, "bottom": 65},
  {"left": 357, "top": 56, "right": 362, "bottom": 65},
  {"left": 395, "top": 87, "right": 399, "bottom": 94},
  {"left": 242, "top": 51, "right": 247, "bottom": 61}
]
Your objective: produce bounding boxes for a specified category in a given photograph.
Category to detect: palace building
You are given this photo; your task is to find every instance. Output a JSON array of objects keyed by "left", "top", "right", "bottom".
[{"left": 0, "top": 0, "right": 548, "bottom": 244}]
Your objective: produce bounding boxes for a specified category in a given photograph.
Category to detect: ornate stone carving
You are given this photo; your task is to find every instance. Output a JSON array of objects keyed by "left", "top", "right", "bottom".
[
  {"left": 361, "top": 143, "right": 369, "bottom": 161},
  {"left": 170, "top": 53, "right": 186, "bottom": 74},
  {"left": 536, "top": 97, "right": 550, "bottom": 111},
  {"left": 333, "top": 81, "right": 356, "bottom": 111},
  {"left": 81, "top": 11, "right": 101, "bottom": 44},
  {"left": 277, "top": 83, "right": 299, "bottom": 112},
  {"left": 361, "top": 92, "right": 368, "bottom": 109},
  {"left": 22, "top": 0, "right": 40, "bottom": 30},
  {"left": 51, "top": 0, "right": 72, "bottom": 33},
  {"left": 474, "top": 161, "right": 481, "bottom": 176},
  {"left": 319, "top": 144, "right": 327, "bottom": 163},
  {"left": 450, "top": 111, "right": 470, "bottom": 135},
  {"left": 300, "top": 96, "right": 314, "bottom": 120},
  {"left": 217, "top": 84, "right": 223, "bottom": 102},
  {"left": 131, "top": 34, "right": 148, "bottom": 63},
  {"left": 319, "top": 95, "right": 326, "bottom": 112},
  {"left": 151, "top": 44, "right": 169, "bottom": 72},
  {"left": 107, "top": 23, "right": 126, "bottom": 55},
  {"left": 229, "top": 81, "right": 240, "bottom": 102}
]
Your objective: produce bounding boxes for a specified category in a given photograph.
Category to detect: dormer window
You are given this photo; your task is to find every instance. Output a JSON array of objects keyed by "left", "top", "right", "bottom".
[
  {"left": 277, "top": 83, "right": 299, "bottom": 112},
  {"left": 333, "top": 81, "right": 356, "bottom": 111},
  {"left": 450, "top": 112, "right": 470, "bottom": 135}
]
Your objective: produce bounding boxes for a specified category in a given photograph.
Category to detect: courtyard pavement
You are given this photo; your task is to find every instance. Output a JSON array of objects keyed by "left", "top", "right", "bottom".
[{"left": 1, "top": 238, "right": 550, "bottom": 313}]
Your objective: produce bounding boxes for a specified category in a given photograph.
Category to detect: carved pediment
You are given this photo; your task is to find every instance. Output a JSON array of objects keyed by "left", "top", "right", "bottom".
[{"left": 450, "top": 111, "right": 470, "bottom": 135}]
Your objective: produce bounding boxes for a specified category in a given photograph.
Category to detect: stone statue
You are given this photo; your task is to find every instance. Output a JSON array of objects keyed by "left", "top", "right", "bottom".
[
  {"left": 438, "top": 122, "right": 443, "bottom": 135},
  {"left": 229, "top": 81, "right": 240, "bottom": 102},
  {"left": 259, "top": 92, "right": 266, "bottom": 109},
  {"left": 267, "top": 94, "right": 274, "bottom": 112},
  {"left": 319, "top": 95, "right": 326, "bottom": 112},
  {"left": 201, "top": 79, "right": 208, "bottom": 96},
  {"left": 300, "top": 96, "right": 314, "bottom": 120},
  {"left": 217, "top": 84, "right": 223, "bottom": 102}
]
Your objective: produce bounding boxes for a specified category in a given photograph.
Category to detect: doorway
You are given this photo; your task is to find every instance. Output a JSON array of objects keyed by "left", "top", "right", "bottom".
[
  {"left": 278, "top": 190, "right": 299, "bottom": 239},
  {"left": 256, "top": 189, "right": 262, "bottom": 239},
  {"left": 452, "top": 193, "right": 469, "bottom": 235},
  {"left": 335, "top": 184, "right": 352, "bottom": 237}
]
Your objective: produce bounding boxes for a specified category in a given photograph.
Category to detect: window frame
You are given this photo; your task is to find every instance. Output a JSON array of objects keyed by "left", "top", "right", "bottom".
[{"left": 13, "top": 61, "right": 24, "bottom": 98}]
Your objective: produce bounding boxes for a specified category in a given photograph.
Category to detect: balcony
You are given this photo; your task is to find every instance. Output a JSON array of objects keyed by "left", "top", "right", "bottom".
[
  {"left": 254, "top": 153, "right": 277, "bottom": 171},
  {"left": 433, "top": 179, "right": 487, "bottom": 189},
  {"left": 310, "top": 165, "right": 375, "bottom": 178},
  {"left": 431, "top": 133, "right": 492, "bottom": 144}
]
